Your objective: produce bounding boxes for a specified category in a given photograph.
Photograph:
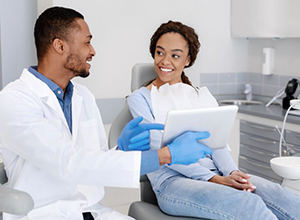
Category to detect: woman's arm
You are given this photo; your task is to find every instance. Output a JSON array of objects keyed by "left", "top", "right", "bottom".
[
  {"left": 127, "top": 89, "right": 163, "bottom": 150},
  {"left": 127, "top": 88, "right": 217, "bottom": 180}
]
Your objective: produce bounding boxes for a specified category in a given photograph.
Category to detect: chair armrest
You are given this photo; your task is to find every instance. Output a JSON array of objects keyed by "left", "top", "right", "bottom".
[{"left": 0, "top": 184, "right": 34, "bottom": 215}]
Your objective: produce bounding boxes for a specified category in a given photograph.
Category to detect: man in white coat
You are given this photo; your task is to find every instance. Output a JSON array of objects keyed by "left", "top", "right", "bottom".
[{"left": 0, "top": 7, "right": 212, "bottom": 220}]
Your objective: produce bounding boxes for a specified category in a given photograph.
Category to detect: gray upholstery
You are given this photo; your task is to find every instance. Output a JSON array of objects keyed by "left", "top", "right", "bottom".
[
  {"left": 108, "top": 63, "right": 157, "bottom": 150},
  {"left": 131, "top": 63, "right": 157, "bottom": 92},
  {"left": 108, "top": 101, "right": 133, "bottom": 149},
  {"left": 108, "top": 63, "right": 208, "bottom": 220},
  {"left": 128, "top": 202, "right": 202, "bottom": 220},
  {"left": 0, "top": 162, "right": 34, "bottom": 217}
]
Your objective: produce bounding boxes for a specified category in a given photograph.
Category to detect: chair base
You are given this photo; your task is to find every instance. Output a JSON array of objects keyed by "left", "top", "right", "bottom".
[{"left": 128, "top": 201, "right": 209, "bottom": 220}]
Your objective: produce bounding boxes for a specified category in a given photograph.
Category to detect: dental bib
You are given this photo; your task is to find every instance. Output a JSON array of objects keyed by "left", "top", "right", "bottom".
[
  {"left": 151, "top": 82, "right": 218, "bottom": 124},
  {"left": 151, "top": 83, "right": 221, "bottom": 169}
]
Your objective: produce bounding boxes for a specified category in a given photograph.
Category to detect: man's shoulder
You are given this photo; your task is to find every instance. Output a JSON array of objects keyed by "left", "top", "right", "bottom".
[
  {"left": 0, "top": 78, "right": 26, "bottom": 96},
  {"left": 72, "top": 82, "right": 94, "bottom": 98}
]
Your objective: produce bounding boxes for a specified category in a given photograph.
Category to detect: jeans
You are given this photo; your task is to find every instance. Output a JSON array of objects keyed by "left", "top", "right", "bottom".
[{"left": 154, "top": 175, "right": 300, "bottom": 220}]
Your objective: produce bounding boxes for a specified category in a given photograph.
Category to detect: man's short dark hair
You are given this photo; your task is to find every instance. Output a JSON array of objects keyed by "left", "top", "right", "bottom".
[{"left": 34, "top": 6, "right": 84, "bottom": 61}]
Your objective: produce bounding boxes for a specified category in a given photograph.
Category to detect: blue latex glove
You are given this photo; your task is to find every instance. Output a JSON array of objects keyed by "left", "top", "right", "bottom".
[
  {"left": 118, "top": 116, "right": 164, "bottom": 151},
  {"left": 168, "top": 131, "right": 212, "bottom": 165}
]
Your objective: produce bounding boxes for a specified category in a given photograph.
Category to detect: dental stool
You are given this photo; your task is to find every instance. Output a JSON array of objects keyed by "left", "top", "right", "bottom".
[{"left": 108, "top": 63, "right": 209, "bottom": 220}]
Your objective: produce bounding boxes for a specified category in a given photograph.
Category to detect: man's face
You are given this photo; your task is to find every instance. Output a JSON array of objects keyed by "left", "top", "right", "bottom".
[{"left": 64, "top": 19, "right": 96, "bottom": 78}]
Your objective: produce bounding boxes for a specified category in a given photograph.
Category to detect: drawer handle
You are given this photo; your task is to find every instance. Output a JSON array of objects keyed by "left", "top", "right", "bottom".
[
  {"left": 242, "top": 145, "right": 277, "bottom": 157},
  {"left": 242, "top": 157, "right": 272, "bottom": 170},
  {"left": 248, "top": 136, "right": 277, "bottom": 145},
  {"left": 247, "top": 124, "right": 276, "bottom": 132}
]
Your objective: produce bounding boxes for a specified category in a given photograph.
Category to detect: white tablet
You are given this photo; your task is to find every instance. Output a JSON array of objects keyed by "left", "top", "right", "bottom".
[{"left": 161, "top": 105, "right": 238, "bottom": 150}]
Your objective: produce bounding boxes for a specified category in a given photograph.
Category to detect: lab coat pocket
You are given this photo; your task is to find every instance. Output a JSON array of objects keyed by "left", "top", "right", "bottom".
[{"left": 80, "top": 119, "right": 101, "bottom": 150}]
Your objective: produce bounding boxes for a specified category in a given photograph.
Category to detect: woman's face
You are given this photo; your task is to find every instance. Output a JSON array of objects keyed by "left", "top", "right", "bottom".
[{"left": 154, "top": 32, "right": 190, "bottom": 87}]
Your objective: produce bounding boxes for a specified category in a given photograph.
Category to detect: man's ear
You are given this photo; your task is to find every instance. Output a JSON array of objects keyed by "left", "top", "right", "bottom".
[{"left": 52, "top": 38, "right": 65, "bottom": 55}]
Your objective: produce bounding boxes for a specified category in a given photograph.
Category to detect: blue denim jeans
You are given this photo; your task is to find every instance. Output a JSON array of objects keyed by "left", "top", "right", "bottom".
[{"left": 154, "top": 174, "right": 300, "bottom": 220}]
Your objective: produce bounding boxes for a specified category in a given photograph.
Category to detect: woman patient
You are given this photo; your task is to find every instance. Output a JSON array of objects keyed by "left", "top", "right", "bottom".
[{"left": 127, "top": 20, "right": 300, "bottom": 220}]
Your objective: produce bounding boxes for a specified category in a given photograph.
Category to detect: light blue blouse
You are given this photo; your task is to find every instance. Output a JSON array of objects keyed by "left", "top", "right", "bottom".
[{"left": 127, "top": 86, "right": 238, "bottom": 190}]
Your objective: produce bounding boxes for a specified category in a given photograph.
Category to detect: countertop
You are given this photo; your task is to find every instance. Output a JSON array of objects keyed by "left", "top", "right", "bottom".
[{"left": 215, "top": 95, "right": 300, "bottom": 125}]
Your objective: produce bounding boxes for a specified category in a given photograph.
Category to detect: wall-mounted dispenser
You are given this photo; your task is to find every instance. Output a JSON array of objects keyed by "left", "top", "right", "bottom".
[{"left": 262, "top": 47, "right": 274, "bottom": 75}]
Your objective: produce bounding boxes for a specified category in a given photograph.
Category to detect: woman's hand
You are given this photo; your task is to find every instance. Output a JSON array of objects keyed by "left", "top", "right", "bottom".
[{"left": 209, "top": 170, "right": 256, "bottom": 192}]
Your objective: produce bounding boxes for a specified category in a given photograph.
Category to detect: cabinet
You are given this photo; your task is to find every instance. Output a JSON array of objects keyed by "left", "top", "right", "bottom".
[
  {"left": 285, "top": 130, "right": 300, "bottom": 155},
  {"left": 239, "top": 120, "right": 282, "bottom": 183},
  {"left": 231, "top": 0, "right": 300, "bottom": 38}
]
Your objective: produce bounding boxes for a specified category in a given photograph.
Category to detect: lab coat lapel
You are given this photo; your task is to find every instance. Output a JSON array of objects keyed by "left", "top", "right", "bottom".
[
  {"left": 20, "top": 69, "right": 70, "bottom": 130},
  {"left": 71, "top": 86, "right": 83, "bottom": 143}
]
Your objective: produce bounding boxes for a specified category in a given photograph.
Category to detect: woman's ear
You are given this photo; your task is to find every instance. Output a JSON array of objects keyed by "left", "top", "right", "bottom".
[
  {"left": 52, "top": 38, "right": 65, "bottom": 55},
  {"left": 185, "top": 55, "right": 191, "bottom": 67}
]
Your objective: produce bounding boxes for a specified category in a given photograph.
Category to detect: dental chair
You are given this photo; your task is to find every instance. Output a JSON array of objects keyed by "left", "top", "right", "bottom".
[
  {"left": 108, "top": 63, "right": 208, "bottom": 220},
  {"left": 0, "top": 162, "right": 34, "bottom": 219}
]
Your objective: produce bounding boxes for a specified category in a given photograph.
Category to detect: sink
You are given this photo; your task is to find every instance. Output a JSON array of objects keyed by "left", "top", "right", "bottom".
[
  {"left": 219, "top": 99, "right": 263, "bottom": 106},
  {"left": 270, "top": 156, "right": 300, "bottom": 180}
]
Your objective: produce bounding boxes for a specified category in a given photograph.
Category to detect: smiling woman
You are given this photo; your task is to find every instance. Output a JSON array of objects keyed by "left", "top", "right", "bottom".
[
  {"left": 148, "top": 21, "right": 199, "bottom": 89},
  {"left": 152, "top": 33, "right": 190, "bottom": 86},
  {"left": 127, "top": 20, "right": 300, "bottom": 220}
]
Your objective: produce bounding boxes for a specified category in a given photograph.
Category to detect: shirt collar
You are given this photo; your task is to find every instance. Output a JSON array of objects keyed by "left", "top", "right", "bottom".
[{"left": 28, "top": 66, "right": 74, "bottom": 99}]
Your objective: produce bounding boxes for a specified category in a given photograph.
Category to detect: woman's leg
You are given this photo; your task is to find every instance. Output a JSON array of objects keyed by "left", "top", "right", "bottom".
[
  {"left": 250, "top": 175, "right": 300, "bottom": 220},
  {"left": 155, "top": 175, "right": 277, "bottom": 220}
]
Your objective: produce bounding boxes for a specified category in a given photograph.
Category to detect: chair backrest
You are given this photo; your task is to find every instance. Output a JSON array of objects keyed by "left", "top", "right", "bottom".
[
  {"left": 131, "top": 63, "right": 157, "bottom": 92},
  {"left": 108, "top": 102, "right": 132, "bottom": 149},
  {"left": 108, "top": 63, "right": 159, "bottom": 205},
  {"left": 108, "top": 63, "right": 157, "bottom": 149}
]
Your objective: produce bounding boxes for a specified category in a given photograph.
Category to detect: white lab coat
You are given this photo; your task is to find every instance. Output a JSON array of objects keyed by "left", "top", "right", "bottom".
[{"left": 0, "top": 69, "right": 141, "bottom": 220}]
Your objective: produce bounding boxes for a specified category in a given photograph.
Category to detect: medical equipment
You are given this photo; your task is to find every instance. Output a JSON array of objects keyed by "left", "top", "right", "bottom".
[
  {"left": 265, "top": 86, "right": 285, "bottom": 107},
  {"left": 282, "top": 78, "right": 299, "bottom": 109},
  {"left": 270, "top": 99, "right": 300, "bottom": 195},
  {"left": 278, "top": 99, "right": 300, "bottom": 157},
  {"left": 266, "top": 78, "right": 299, "bottom": 108}
]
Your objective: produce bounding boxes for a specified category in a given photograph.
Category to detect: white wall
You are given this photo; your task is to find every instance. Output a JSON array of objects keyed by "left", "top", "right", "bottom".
[
  {"left": 45, "top": 0, "right": 249, "bottom": 99},
  {"left": 0, "top": 0, "right": 37, "bottom": 89},
  {"left": 247, "top": 38, "right": 300, "bottom": 76}
]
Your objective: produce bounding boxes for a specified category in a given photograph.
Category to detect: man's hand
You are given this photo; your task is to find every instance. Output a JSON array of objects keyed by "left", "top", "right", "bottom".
[
  {"left": 209, "top": 170, "right": 256, "bottom": 192},
  {"left": 167, "top": 131, "right": 212, "bottom": 165},
  {"left": 117, "top": 116, "right": 164, "bottom": 151}
]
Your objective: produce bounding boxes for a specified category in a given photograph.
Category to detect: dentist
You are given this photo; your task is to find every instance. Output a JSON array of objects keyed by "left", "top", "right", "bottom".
[{"left": 0, "top": 6, "right": 212, "bottom": 220}]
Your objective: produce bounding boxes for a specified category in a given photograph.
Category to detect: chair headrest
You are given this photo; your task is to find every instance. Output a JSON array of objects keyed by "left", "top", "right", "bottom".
[{"left": 131, "top": 63, "right": 157, "bottom": 92}]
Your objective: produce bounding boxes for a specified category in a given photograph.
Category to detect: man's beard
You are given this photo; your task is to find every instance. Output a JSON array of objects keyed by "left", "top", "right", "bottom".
[{"left": 65, "top": 53, "right": 90, "bottom": 78}]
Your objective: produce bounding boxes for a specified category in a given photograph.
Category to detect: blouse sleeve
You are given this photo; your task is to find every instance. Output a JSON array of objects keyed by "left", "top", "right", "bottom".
[{"left": 127, "top": 88, "right": 163, "bottom": 150}]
